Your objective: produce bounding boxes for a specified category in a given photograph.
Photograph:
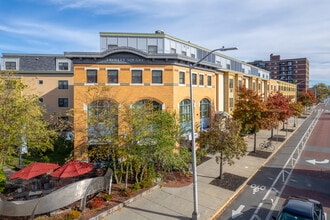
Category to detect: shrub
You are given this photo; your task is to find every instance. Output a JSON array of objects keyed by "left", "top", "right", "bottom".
[
  {"left": 60, "top": 209, "right": 81, "bottom": 220},
  {"left": 89, "top": 197, "right": 105, "bottom": 209},
  {"left": 0, "top": 166, "right": 6, "bottom": 194},
  {"left": 120, "top": 187, "right": 133, "bottom": 197},
  {"left": 70, "top": 209, "right": 81, "bottom": 219},
  {"left": 132, "top": 182, "right": 141, "bottom": 190},
  {"left": 103, "top": 193, "right": 112, "bottom": 201},
  {"left": 141, "top": 166, "right": 155, "bottom": 188}
]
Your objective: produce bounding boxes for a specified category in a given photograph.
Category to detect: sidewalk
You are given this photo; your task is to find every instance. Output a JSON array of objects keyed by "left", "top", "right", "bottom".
[{"left": 97, "top": 116, "right": 309, "bottom": 220}]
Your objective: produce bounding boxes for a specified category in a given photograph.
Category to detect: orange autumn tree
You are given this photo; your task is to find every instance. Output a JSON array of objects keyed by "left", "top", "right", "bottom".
[
  {"left": 265, "top": 91, "right": 293, "bottom": 138},
  {"left": 298, "top": 89, "right": 316, "bottom": 111},
  {"left": 233, "top": 87, "right": 269, "bottom": 152}
]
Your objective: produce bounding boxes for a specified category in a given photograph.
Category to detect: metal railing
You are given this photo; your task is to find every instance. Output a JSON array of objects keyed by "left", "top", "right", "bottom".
[{"left": 0, "top": 168, "right": 112, "bottom": 218}]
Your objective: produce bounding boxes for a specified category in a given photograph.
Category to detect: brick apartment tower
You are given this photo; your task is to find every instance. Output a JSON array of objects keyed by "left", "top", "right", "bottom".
[{"left": 250, "top": 54, "right": 309, "bottom": 92}]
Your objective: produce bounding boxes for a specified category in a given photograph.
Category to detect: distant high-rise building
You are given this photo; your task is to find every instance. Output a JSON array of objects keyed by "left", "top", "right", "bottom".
[{"left": 249, "top": 54, "right": 309, "bottom": 92}]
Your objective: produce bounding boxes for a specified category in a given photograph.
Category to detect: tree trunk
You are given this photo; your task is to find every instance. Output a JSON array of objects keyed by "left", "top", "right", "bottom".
[
  {"left": 253, "top": 132, "right": 257, "bottom": 152},
  {"left": 219, "top": 153, "right": 223, "bottom": 179},
  {"left": 270, "top": 128, "right": 274, "bottom": 139}
]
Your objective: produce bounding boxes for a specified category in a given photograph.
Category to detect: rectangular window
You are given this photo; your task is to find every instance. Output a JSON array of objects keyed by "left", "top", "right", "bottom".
[
  {"left": 199, "top": 74, "right": 204, "bottom": 86},
  {"left": 170, "top": 48, "right": 176, "bottom": 53},
  {"left": 238, "top": 80, "right": 242, "bottom": 88},
  {"left": 179, "top": 71, "right": 185, "bottom": 84},
  {"left": 39, "top": 80, "right": 43, "bottom": 85},
  {"left": 207, "top": 75, "right": 211, "bottom": 86},
  {"left": 87, "top": 69, "right": 97, "bottom": 83},
  {"left": 107, "top": 69, "right": 118, "bottom": 83},
  {"left": 182, "top": 51, "right": 187, "bottom": 56},
  {"left": 132, "top": 69, "right": 142, "bottom": 84},
  {"left": 229, "top": 79, "right": 234, "bottom": 88},
  {"left": 58, "top": 62, "right": 69, "bottom": 70},
  {"left": 60, "top": 116, "right": 69, "bottom": 121},
  {"left": 5, "top": 61, "right": 16, "bottom": 70},
  {"left": 148, "top": 46, "right": 157, "bottom": 54},
  {"left": 58, "top": 80, "right": 68, "bottom": 89},
  {"left": 192, "top": 73, "right": 197, "bottom": 85},
  {"left": 58, "top": 98, "right": 69, "bottom": 107},
  {"left": 229, "top": 98, "right": 234, "bottom": 108},
  {"left": 152, "top": 70, "right": 162, "bottom": 84},
  {"left": 108, "top": 44, "right": 118, "bottom": 49}
]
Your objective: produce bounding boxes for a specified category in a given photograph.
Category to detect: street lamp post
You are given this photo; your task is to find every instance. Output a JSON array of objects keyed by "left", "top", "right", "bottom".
[
  {"left": 294, "top": 81, "right": 304, "bottom": 127},
  {"left": 189, "top": 47, "right": 237, "bottom": 220}
]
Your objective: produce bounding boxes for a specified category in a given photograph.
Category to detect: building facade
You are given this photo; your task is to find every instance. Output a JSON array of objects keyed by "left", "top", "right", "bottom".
[
  {"left": 1, "top": 31, "right": 297, "bottom": 160},
  {"left": 249, "top": 54, "right": 309, "bottom": 92},
  {"left": 65, "top": 31, "right": 296, "bottom": 159},
  {"left": 1, "top": 54, "right": 74, "bottom": 128}
]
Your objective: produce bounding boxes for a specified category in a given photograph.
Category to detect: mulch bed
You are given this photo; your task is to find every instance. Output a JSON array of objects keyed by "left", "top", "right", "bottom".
[
  {"left": 210, "top": 173, "right": 247, "bottom": 191},
  {"left": 248, "top": 150, "right": 272, "bottom": 159}
]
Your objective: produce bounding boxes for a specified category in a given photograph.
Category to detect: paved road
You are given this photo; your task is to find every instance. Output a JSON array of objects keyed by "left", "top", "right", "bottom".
[
  {"left": 217, "top": 104, "right": 330, "bottom": 220},
  {"left": 271, "top": 101, "right": 330, "bottom": 218}
]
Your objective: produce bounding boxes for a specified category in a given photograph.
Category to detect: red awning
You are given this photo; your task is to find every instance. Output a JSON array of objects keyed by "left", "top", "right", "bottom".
[
  {"left": 50, "top": 160, "right": 94, "bottom": 178},
  {"left": 10, "top": 162, "right": 60, "bottom": 180}
]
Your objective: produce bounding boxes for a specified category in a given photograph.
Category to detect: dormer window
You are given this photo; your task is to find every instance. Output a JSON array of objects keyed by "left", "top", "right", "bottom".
[
  {"left": 2, "top": 58, "right": 19, "bottom": 70},
  {"left": 148, "top": 46, "right": 157, "bottom": 54},
  {"left": 56, "top": 59, "right": 71, "bottom": 71},
  {"left": 58, "top": 62, "right": 69, "bottom": 70}
]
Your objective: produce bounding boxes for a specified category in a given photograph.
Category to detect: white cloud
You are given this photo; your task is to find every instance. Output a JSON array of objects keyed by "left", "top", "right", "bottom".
[
  {"left": 0, "top": 20, "right": 99, "bottom": 53},
  {"left": 2, "top": 0, "right": 330, "bottom": 85}
]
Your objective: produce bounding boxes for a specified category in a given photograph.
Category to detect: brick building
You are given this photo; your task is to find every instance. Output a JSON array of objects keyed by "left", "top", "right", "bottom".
[{"left": 249, "top": 54, "right": 309, "bottom": 92}]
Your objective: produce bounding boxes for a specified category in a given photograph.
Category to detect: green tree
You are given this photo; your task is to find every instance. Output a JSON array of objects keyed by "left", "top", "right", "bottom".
[
  {"left": 197, "top": 114, "right": 247, "bottom": 179},
  {"left": 120, "top": 102, "right": 189, "bottom": 187},
  {"left": 232, "top": 87, "right": 269, "bottom": 152},
  {"left": 0, "top": 71, "right": 56, "bottom": 166},
  {"left": 84, "top": 93, "right": 189, "bottom": 188},
  {"left": 290, "top": 101, "right": 304, "bottom": 127},
  {"left": 312, "top": 83, "right": 330, "bottom": 102}
]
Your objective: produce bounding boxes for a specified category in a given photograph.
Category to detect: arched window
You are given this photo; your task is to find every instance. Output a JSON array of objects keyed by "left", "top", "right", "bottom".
[
  {"left": 200, "top": 98, "right": 211, "bottom": 130},
  {"left": 133, "top": 99, "right": 162, "bottom": 111},
  {"left": 179, "top": 99, "right": 192, "bottom": 133},
  {"left": 87, "top": 99, "right": 118, "bottom": 143}
]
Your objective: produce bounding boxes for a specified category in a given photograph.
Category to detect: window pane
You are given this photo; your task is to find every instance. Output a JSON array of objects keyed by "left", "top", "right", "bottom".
[
  {"left": 58, "top": 80, "right": 68, "bottom": 89},
  {"left": 179, "top": 99, "right": 192, "bottom": 132},
  {"left": 179, "top": 71, "right": 185, "bottom": 84},
  {"left": 132, "top": 70, "right": 142, "bottom": 83},
  {"left": 152, "top": 70, "right": 162, "bottom": 84},
  {"left": 148, "top": 46, "right": 157, "bottom": 54},
  {"left": 107, "top": 69, "right": 118, "bottom": 83},
  {"left": 229, "top": 79, "right": 234, "bottom": 88},
  {"left": 207, "top": 75, "right": 211, "bottom": 86},
  {"left": 5, "top": 62, "right": 16, "bottom": 70},
  {"left": 87, "top": 70, "right": 97, "bottom": 83},
  {"left": 200, "top": 99, "right": 210, "bottom": 130},
  {"left": 59, "top": 62, "right": 69, "bottom": 70},
  {"left": 199, "top": 75, "right": 204, "bottom": 85},
  {"left": 192, "top": 73, "right": 197, "bottom": 85},
  {"left": 58, "top": 98, "right": 69, "bottom": 107}
]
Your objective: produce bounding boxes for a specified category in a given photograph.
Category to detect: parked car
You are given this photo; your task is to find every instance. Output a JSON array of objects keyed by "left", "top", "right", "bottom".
[{"left": 273, "top": 196, "right": 326, "bottom": 220}]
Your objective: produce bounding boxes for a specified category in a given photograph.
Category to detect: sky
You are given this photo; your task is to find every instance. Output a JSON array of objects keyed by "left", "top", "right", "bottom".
[{"left": 1, "top": 0, "right": 329, "bottom": 86}]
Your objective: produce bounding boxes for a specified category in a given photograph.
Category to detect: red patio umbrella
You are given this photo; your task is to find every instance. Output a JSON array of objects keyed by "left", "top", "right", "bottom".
[
  {"left": 10, "top": 162, "right": 60, "bottom": 180},
  {"left": 50, "top": 160, "right": 94, "bottom": 178}
]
